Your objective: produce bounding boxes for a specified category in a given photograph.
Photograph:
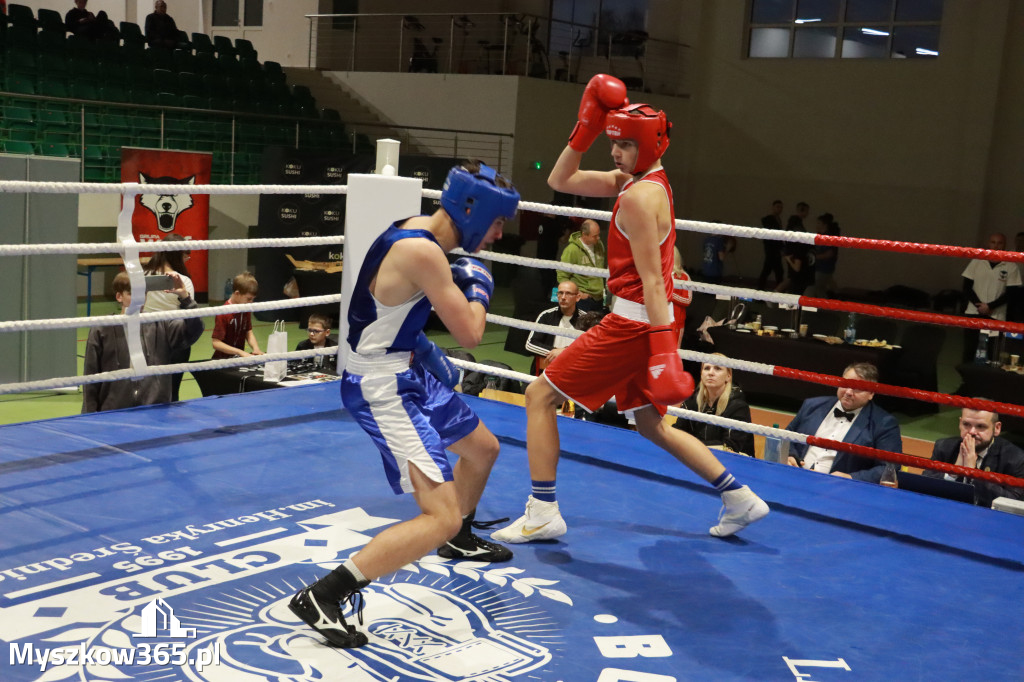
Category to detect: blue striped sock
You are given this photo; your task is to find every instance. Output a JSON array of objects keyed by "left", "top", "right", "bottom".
[
  {"left": 531, "top": 480, "right": 557, "bottom": 502},
  {"left": 712, "top": 471, "right": 742, "bottom": 492}
]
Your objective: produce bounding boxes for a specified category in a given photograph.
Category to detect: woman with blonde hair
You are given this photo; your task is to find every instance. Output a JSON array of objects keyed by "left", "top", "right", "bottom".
[{"left": 671, "top": 355, "right": 754, "bottom": 455}]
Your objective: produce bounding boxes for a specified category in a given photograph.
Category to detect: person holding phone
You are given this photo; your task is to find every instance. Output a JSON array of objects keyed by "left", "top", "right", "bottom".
[
  {"left": 144, "top": 235, "right": 194, "bottom": 400},
  {"left": 83, "top": 271, "right": 203, "bottom": 412}
]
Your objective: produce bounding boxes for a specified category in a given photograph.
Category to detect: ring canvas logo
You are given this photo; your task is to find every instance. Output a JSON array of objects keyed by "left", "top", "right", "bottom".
[{"left": 2, "top": 502, "right": 570, "bottom": 681}]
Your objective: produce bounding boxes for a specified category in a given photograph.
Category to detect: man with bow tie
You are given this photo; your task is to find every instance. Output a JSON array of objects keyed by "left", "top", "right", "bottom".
[{"left": 785, "top": 362, "right": 902, "bottom": 483}]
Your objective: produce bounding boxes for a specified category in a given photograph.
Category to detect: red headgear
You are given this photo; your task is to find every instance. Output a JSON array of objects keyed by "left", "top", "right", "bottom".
[{"left": 604, "top": 103, "right": 671, "bottom": 174}]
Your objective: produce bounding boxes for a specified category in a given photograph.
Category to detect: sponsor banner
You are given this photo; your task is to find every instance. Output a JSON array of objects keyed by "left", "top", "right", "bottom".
[{"left": 121, "top": 148, "right": 212, "bottom": 297}]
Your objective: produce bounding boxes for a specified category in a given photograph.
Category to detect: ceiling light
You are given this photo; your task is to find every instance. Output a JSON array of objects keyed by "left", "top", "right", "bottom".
[{"left": 860, "top": 28, "right": 889, "bottom": 36}]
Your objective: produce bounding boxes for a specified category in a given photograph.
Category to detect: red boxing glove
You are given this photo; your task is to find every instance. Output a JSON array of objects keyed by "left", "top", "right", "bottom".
[
  {"left": 568, "top": 74, "right": 629, "bottom": 153},
  {"left": 647, "top": 325, "right": 694, "bottom": 405}
]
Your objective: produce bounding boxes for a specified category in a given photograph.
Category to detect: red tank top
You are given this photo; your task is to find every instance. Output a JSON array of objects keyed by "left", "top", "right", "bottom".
[{"left": 607, "top": 169, "right": 676, "bottom": 305}]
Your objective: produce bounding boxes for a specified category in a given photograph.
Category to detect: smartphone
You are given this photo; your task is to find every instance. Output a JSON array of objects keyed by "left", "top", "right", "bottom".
[{"left": 144, "top": 274, "right": 177, "bottom": 291}]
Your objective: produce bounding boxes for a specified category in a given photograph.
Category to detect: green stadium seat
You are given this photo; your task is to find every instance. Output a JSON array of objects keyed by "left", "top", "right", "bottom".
[
  {"left": 178, "top": 71, "right": 202, "bottom": 95},
  {"left": 4, "top": 105, "right": 36, "bottom": 124},
  {"left": 3, "top": 140, "right": 37, "bottom": 155},
  {"left": 37, "top": 9, "right": 65, "bottom": 35},
  {"left": 151, "top": 68, "right": 177, "bottom": 94},
  {"left": 6, "top": 5, "right": 38, "bottom": 29},
  {"left": 145, "top": 47, "right": 174, "bottom": 69},
  {"left": 98, "top": 84, "right": 131, "bottom": 103},
  {"left": 5, "top": 72, "right": 36, "bottom": 95},
  {"left": 119, "top": 22, "right": 145, "bottom": 47},
  {"left": 37, "top": 79, "right": 69, "bottom": 99},
  {"left": 69, "top": 81, "right": 100, "bottom": 100},
  {"left": 37, "top": 30, "right": 66, "bottom": 54},
  {"left": 190, "top": 32, "right": 214, "bottom": 55},
  {"left": 192, "top": 52, "right": 218, "bottom": 75},
  {"left": 173, "top": 48, "right": 196, "bottom": 73},
  {"left": 39, "top": 141, "right": 70, "bottom": 156},
  {"left": 65, "top": 33, "right": 97, "bottom": 59},
  {"left": 212, "top": 35, "right": 235, "bottom": 57},
  {"left": 6, "top": 24, "right": 38, "bottom": 51},
  {"left": 235, "top": 38, "right": 257, "bottom": 59}
]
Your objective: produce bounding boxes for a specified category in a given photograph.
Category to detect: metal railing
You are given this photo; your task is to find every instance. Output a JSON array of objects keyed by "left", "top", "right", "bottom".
[
  {"left": 0, "top": 93, "right": 514, "bottom": 180},
  {"left": 305, "top": 12, "right": 691, "bottom": 98},
  {"left": 344, "top": 120, "right": 511, "bottom": 174}
]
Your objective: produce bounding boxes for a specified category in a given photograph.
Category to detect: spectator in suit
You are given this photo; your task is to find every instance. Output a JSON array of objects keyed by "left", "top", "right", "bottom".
[
  {"left": 145, "top": 0, "right": 180, "bottom": 49},
  {"left": 557, "top": 219, "right": 606, "bottom": 312},
  {"left": 925, "top": 407, "right": 1024, "bottom": 508},
  {"left": 786, "top": 362, "right": 902, "bottom": 483},
  {"left": 525, "top": 281, "right": 583, "bottom": 374},
  {"left": 757, "top": 199, "right": 785, "bottom": 289},
  {"left": 671, "top": 355, "right": 754, "bottom": 456}
]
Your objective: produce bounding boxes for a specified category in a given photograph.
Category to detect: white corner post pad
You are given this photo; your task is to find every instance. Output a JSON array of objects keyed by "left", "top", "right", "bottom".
[
  {"left": 375, "top": 138, "right": 401, "bottom": 176},
  {"left": 116, "top": 184, "right": 148, "bottom": 374},
  {"left": 338, "top": 171, "right": 423, "bottom": 370}
]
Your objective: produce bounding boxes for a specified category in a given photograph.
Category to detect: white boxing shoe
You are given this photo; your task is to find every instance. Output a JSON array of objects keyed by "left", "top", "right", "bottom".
[
  {"left": 490, "top": 496, "right": 568, "bottom": 544},
  {"left": 709, "top": 486, "right": 769, "bottom": 537}
]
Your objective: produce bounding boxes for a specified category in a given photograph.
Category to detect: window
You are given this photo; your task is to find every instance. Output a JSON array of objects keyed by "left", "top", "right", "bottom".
[
  {"left": 747, "top": 0, "right": 943, "bottom": 59},
  {"left": 212, "top": 0, "right": 263, "bottom": 28}
]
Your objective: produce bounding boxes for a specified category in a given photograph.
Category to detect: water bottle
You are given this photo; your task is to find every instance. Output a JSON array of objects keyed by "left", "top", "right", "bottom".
[
  {"left": 974, "top": 330, "right": 989, "bottom": 364},
  {"left": 764, "top": 424, "right": 782, "bottom": 463},
  {"left": 843, "top": 313, "right": 857, "bottom": 344}
]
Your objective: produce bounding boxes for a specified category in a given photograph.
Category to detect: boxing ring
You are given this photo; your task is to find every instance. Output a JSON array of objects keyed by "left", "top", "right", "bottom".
[{"left": 2, "top": 155, "right": 1024, "bottom": 681}]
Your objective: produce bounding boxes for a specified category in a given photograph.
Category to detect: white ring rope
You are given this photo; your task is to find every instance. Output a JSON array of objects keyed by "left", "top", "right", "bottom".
[
  {"left": 0, "top": 347, "right": 337, "bottom": 395},
  {"left": 0, "top": 294, "right": 343, "bottom": 333},
  {"left": 0, "top": 180, "right": 349, "bottom": 195},
  {"left": 0, "top": 236, "right": 345, "bottom": 257}
]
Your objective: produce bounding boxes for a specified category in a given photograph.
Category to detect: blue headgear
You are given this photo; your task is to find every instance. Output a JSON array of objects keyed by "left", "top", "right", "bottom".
[{"left": 441, "top": 163, "right": 520, "bottom": 252}]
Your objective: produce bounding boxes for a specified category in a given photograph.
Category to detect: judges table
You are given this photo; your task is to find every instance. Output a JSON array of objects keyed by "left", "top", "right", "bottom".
[
  {"left": 956, "top": 362, "right": 1024, "bottom": 432},
  {"left": 707, "top": 326, "right": 904, "bottom": 410},
  {"left": 193, "top": 362, "right": 339, "bottom": 397}
]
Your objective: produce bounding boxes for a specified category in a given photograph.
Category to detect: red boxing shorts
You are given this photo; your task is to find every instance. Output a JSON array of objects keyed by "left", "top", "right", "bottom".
[{"left": 543, "top": 313, "right": 666, "bottom": 417}]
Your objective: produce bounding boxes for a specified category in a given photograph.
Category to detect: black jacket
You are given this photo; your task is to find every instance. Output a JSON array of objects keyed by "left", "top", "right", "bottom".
[
  {"left": 926, "top": 436, "right": 1024, "bottom": 508},
  {"left": 672, "top": 385, "right": 755, "bottom": 456}
]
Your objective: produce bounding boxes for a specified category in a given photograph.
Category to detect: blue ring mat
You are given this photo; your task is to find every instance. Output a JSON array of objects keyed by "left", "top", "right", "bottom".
[{"left": 0, "top": 383, "right": 1021, "bottom": 681}]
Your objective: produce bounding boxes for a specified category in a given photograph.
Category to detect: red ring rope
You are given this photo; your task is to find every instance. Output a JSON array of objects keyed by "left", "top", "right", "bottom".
[
  {"left": 771, "top": 367, "right": 1024, "bottom": 418},
  {"left": 798, "top": 296, "right": 1024, "bottom": 335},
  {"left": 807, "top": 436, "right": 1024, "bottom": 489},
  {"left": 814, "top": 234, "right": 1024, "bottom": 264}
]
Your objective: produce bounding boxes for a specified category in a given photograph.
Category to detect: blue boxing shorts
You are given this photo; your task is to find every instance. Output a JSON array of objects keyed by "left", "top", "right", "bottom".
[{"left": 341, "top": 364, "right": 479, "bottom": 494}]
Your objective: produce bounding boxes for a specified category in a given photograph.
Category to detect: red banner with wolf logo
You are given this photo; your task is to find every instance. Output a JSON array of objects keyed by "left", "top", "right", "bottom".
[{"left": 121, "top": 148, "right": 212, "bottom": 299}]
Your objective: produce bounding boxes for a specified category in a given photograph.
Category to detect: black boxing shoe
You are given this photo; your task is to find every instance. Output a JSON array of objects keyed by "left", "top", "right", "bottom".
[
  {"left": 288, "top": 585, "right": 368, "bottom": 648},
  {"left": 437, "top": 514, "right": 513, "bottom": 562}
]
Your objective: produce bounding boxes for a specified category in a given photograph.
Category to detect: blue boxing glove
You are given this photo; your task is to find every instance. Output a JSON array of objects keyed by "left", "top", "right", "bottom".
[
  {"left": 451, "top": 257, "right": 494, "bottom": 310},
  {"left": 414, "top": 333, "right": 461, "bottom": 389}
]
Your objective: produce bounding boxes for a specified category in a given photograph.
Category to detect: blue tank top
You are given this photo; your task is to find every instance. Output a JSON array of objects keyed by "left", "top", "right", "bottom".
[{"left": 347, "top": 221, "right": 437, "bottom": 355}]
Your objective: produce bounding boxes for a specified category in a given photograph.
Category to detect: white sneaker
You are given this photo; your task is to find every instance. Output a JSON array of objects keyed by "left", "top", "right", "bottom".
[
  {"left": 709, "top": 486, "right": 769, "bottom": 537},
  {"left": 490, "top": 496, "right": 568, "bottom": 544}
]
